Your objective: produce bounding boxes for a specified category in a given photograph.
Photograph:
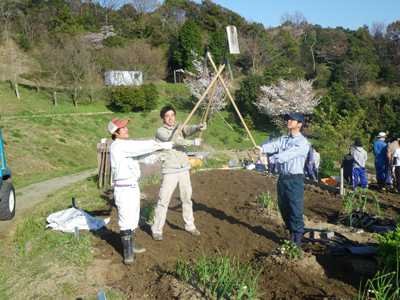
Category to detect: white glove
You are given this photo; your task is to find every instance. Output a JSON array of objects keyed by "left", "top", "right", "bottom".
[
  {"left": 254, "top": 146, "right": 263, "bottom": 156},
  {"left": 192, "top": 138, "right": 203, "bottom": 147},
  {"left": 161, "top": 142, "right": 174, "bottom": 150},
  {"left": 259, "top": 156, "right": 268, "bottom": 165},
  {"left": 269, "top": 156, "right": 277, "bottom": 164},
  {"left": 197, "top": 123, "right": 207, "bottom": 131},
  {"left": 158, "top": 152, "right": 167, "bottom": 161}
]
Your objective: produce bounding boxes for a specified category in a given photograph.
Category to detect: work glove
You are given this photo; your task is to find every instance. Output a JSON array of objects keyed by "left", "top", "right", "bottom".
[
  {"left": 161, "top": 142, "right": 174, "bottom": 150},
  {"left": 254, "top": 146, "right": 263, "bottom": 156},
  {"left": 259, "top": 156, "right": 268, "bottom": 165},
  {"left": 192, "top": 138, "right": 203, "bottom": 147},
  {"left": 158, "top": 152, "right": 167, "bottom": 161},
  {"left": 269, "top": 156, "right": 277, "bottom": 164},
  {"left": 197, "top": 123, "right": 207, "bottom": 131}
]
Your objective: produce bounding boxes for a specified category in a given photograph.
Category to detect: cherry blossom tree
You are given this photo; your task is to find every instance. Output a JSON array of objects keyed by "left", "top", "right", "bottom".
[
  {"left": 254, "top": 78, "right": 322, "bottom": 123},
  {"left": 180, "top": 51, "right": 232, "bottom": 124},
  {"left": 83, "top": 25, "right": 116, "bottom": 50}
]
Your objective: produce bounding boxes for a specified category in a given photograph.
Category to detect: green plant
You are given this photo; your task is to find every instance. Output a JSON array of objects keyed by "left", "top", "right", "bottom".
[
  {"left": 140, "top": 83, "right": 159, "bottom": 111},
  {"left": 354, "top": 268, "right": 399, "bottom": 300},
  {"left": 372, "top": 226, "right": 400, "bottom": 271},
  {"left": 140, "top": 200, "right": 156, "bottom": 223},
  {"left": 110, "top": 86, "right": 146, "bottom": 112},
  {"left": 277, "top": 240, "right": 303, "bottom": 260},
  {"left": 174, "top": 250, "right": 264, "bottom": 300},
  {"left": 339, "top": 187, "right": 381, "bottom": 226},
  {"left": 255, "top": 191, "right": 278, "bottom": 215},
  {"left": 142, "top": 171, "right": 162, "bottom": 186}
]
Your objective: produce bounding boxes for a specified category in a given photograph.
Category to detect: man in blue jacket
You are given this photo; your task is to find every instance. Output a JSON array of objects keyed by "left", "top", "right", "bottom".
[
  {"left": 255, "top": 112, "right": 309, "bottom": 250},
  {"left": 373, "top": 132, "right": 388, "bottom": 190}
]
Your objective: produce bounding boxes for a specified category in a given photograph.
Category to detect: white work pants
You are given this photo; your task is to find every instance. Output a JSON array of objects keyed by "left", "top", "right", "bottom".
[
  {"left": 113, "top": 186, "right": 140, "bottom": 231},
  {"left": 151, "top": 170, "right": 195, "bottom": 235}
]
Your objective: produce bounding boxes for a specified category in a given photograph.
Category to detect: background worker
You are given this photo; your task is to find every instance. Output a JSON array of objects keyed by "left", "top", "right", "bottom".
[
  {"left": 393, "top": 146, "right": 400, "bottom": 195},
  {"left": 312, "top": 145, "right": 320, "bottom": 181},
  {"left": 303, "top": 143, "right": 315, "bottom": 180},
  {"left": 341, "top": 147, "right": 354, "bottom": 187},
  {"left": 260, "top": 133, "right": 277, "bottom": 174},
  {"left": 373, "top": 132, "right": 388, "bottom": 190},
  {"left": 255, "top": 112, "right": 309, "bottom": 250},
  {"left": 386, "top": 135, "right": 399, "bottom": 190},
  {"left": 353, "top": 139, "right": 368, "bottom": 190},
  {"left": 151, "top": 106, "right": 206, "bottom": 241},
  {"left": 108, "top": 118, "right": 174, "bottom": 264}
]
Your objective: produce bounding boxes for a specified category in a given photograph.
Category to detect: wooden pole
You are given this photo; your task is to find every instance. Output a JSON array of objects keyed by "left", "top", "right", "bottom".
[
  {"left": 199, "top": 80, "right": 218, "bottom": 139},
  {"left": 99, "top": 144, "right": 106, "bottom": 189},
  {"left": 207, "top": 53, "right": 257, "bottom": 147},
  {"left": 340, "top": 168, "right": 344, "bottom": 196},
  {"left": 170, "top": 63, "right": 226, "bottom": 143}
]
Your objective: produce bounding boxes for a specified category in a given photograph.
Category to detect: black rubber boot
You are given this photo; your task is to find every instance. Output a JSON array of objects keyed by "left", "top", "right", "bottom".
[
  {"left": 294, "top": 232, "right": 303, "bottom": 250},
  {"left": 120, "top": 230, "right": 134, "bottom": 264},
  {"left": 132, "top": 230, "right": 146, "bottom": 253},
  {"left": 289, "top": 231, "right": 295, "bottom": 243}
]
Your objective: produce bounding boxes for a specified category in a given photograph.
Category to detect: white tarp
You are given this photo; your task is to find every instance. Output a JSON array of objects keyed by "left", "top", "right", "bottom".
[{"left": 46, "top": 207, "right": 110, "bottom": 233}]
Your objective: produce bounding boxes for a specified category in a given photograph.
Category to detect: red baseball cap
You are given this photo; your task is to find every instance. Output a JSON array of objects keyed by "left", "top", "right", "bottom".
[{"left": 108, "top": 118, "right": 131, "bottom": 135}]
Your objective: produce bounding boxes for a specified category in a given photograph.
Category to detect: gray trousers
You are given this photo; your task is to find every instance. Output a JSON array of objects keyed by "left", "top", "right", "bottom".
[{"left": 151, "top": 170, "right": 196, "bottom": 235}]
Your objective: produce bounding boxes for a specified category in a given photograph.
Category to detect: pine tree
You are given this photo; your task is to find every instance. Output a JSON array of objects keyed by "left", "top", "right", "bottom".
[{"left": 172, "top": 20, "right": 203, "bottom": 73}]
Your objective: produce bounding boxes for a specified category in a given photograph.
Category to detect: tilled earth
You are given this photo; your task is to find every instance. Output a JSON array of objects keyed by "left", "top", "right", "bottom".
[{"left": 90, "top": 169, "right": 400, "bottom": 300}]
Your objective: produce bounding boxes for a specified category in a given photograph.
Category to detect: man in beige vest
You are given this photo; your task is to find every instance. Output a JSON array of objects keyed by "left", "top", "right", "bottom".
[{"left": 151, "top": 106, "right": 206, "bottom": 241}]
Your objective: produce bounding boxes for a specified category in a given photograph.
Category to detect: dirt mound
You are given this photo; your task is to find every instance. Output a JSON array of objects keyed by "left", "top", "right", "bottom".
[{"left": 87, "top": 169, "right": 400, "bottom": 299}]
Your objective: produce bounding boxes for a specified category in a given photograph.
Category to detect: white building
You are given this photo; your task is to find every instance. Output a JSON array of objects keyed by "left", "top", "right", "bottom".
[{"left": 104, "top": 71, "right": 142, "bottom": 86}]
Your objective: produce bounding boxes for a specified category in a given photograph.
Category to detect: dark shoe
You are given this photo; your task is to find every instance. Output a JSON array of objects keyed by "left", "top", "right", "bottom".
[
  {"left": 294, "top": 232, "right": 303, "bottom": 251},
  {"left": 120, "top": 230, "right": 134, "bottom": 264},
  {"left": 152, "top": 233, "right": 163, "bottom": 241},
  {"left": 132, "top": 231, "right": 146, "bottom": 253},
  {"left": 289, "top": 231, "right": 294, "bottom": 244},
  {"left": 187, "top": 229, "right": 200, "bottom": 236}
]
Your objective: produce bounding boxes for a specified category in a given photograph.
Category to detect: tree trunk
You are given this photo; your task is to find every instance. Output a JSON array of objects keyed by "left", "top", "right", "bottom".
[
  {"left": 90, "top": 86, "right": 94, "bottom": 102},
  {"left": 53, "top": 90, "right": 57, "bottom": 106},
  {"left": 73, "top": 89, "right": 78, "bottom": 106},
  {"left": 7, "top": 34, "right": 20, "bottom": 99}
]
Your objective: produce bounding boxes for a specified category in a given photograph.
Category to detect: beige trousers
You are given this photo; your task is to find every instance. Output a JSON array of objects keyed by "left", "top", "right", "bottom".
[{"left": 151, "top": 170, "right": 196, "bottom": 235}]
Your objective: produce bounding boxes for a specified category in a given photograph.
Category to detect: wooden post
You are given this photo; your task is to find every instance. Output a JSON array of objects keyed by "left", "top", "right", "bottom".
[{"left": 340, "top": 168, "right": 344, "bottom": 196}]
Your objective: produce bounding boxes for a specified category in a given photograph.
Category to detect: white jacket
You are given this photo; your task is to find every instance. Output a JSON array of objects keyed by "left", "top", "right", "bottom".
[{"left": 110, "top": 139, "right": 166, "bottom": 185}]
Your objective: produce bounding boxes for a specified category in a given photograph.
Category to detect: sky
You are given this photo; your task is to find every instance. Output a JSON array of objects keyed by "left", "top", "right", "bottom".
[{"left": 186, "top": 0, "right": 400, "bottom": 31}]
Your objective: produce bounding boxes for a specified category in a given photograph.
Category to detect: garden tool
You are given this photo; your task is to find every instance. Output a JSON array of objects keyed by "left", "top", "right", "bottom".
[{"left": 206, "top": 53, "right": 257, "bottom": 150}]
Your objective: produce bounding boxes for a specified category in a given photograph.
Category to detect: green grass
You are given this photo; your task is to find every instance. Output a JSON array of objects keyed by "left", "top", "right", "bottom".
[{"left": 0, "top": 175, "right": 113, "bottom": 300}]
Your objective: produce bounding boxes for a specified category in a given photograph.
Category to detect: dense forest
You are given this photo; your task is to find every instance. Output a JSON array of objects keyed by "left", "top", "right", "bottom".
[{"left": 1, "top": 0, "right": 400, "bottom": 141}]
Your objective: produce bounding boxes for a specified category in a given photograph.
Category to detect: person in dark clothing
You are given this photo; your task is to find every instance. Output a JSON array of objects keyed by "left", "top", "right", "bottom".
[
  {"left": 303, "top": 144, "right": 315, "bottom": 180},
  {"left": 341, "top": 147, "right": 354, "bottom": 186}
]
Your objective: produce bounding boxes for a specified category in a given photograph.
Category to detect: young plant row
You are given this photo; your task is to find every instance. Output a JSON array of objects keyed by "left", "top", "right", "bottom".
[{"left": 174, "top": 249, "right": 264, "bottom": 300}]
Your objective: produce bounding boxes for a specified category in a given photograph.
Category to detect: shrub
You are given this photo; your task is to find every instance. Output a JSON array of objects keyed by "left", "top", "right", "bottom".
[
  {"left": 318, "top": 151, "right": 338, "bottom": 179},
  {"left": 140, "top": 83, "right": 159, "bottom": 111},
  {"left": 372, "top": 226, "right": 400, "bottom": 271},
  {"left": 110, "top": 86, "right": 146, "bottom": 112}
]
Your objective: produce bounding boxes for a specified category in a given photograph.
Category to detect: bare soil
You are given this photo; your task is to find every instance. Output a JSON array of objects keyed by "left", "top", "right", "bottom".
[{"left": 88, "top": 169, "right": 400, "bottom": 300}]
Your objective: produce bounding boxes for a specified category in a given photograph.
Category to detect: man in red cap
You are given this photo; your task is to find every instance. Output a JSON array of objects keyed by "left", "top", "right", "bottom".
[{"left": 108, "top": 118, "right": 174, "bottom": 264}]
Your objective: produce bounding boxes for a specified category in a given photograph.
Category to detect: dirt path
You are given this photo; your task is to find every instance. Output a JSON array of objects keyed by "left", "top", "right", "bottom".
[{"left": 0, "top": 169, "right": 97, "bottom": 238}]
